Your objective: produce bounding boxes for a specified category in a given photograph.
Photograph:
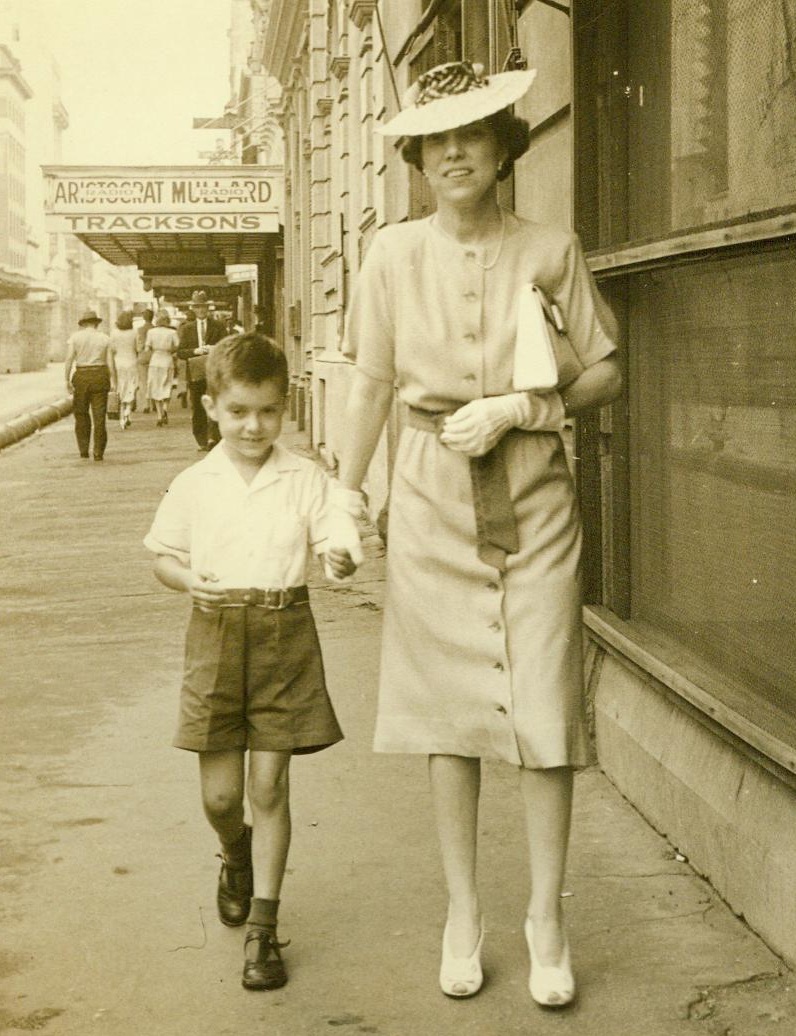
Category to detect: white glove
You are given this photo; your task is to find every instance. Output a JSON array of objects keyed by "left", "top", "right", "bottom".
[
  {"left": 440, "top": 392, "right": 565, "bottom": 457},
  {"left": 323, "top": 483, "right": 366, "bottom": 582}
]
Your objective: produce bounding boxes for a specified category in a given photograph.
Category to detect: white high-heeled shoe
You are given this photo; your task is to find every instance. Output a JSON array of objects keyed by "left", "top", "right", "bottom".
[
  {"left": 524, "top": 917, "right": 575, "bottom": 1007},
  {"left": 439, "top": 920, "right": 485, "bottom": 998}
]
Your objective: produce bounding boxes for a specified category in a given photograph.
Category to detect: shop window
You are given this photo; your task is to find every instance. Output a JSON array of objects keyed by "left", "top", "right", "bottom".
[
  {"left": 630, "top": 247, "right": 796, "bottom": 743},
  {"left": 575, "top": 0, "right": 796, "bottom": 248},
  {"left": 575, "top": 1, "right": 796, "bottom": 753}
]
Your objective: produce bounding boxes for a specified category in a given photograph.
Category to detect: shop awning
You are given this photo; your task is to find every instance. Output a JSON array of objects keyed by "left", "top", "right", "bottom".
[{"left": 41, "top": 165, "right": 283, "bottom": 276}]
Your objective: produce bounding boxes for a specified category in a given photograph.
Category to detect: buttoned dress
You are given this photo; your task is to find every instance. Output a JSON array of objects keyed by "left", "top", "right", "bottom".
[
  {"left": 344, "top": 212, "right": 616, "bottom": 768},
  {"left": 144, "top": 442, "right": 343, "bottom": 753}
]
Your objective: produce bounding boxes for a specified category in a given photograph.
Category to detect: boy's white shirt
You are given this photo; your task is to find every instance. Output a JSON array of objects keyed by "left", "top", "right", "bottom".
[{"left": 143, "top": 442, "right": 331, "bottom": 589}]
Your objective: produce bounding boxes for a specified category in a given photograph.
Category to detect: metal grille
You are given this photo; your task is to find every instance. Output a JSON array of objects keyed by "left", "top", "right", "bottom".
[{"left": 673, "top": 0, "right": 796, "bottom": 228}]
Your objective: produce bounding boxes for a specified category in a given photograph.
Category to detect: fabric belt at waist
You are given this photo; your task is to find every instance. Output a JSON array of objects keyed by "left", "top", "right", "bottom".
[
  {"left": 407, "top": 406, "right": 519, "bottom": 572},
  {"left": 216, "top": 585, "right": 309, "bottom": 609}
]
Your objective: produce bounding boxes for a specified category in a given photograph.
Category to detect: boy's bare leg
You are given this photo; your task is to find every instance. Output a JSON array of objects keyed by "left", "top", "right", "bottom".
[
  {"left": 199, "top": 750, "right": 252, "bottom": 926},
  {"left": 247, "top": 750, "right": 292, "bottom": 899},
  {"left": 198, "top": 749, "right": 246, "bottom": 844},
  {"left": 243, "top": 750, "right": 292, "bottom": 990}
]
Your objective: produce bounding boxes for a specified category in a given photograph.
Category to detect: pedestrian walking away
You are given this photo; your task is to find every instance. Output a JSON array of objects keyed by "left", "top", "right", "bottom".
[
  {"left": 135, "top": 307, "right": 154, "bottom": 412},
  {"left": 144, "top": 333, "right": 360, "bottom": 991},
  {"left": 64, "top": 308, "right": 117, "bottom": 461},
  {"left": 177, "top": 289, "right": 227, "bottom": 450},
  {"left": 328, "top": 60, "right": 623, "bottom": 1009},
  {"left": 146, "top": 310, "right": 179, "bottom": 427},
  {"left": 108, "top": 310, "right": 138, "bottom": 430}
]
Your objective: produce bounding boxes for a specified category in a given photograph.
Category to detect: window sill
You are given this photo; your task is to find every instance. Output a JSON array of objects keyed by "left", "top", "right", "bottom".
[
  {"left": 584, "top": 604, "right": 796, "bottom": 782},
  {"left": 586, "top": 208, "right": 796, "bottom": 277}
]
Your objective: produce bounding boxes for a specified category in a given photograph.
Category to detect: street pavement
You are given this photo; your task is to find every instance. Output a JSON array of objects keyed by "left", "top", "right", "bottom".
[
  {"left": 0, "top": 364, "right": 68, "bottom": 425},
  {"left": 0, "top": 384, "right": 794, "bottom": 1036}
]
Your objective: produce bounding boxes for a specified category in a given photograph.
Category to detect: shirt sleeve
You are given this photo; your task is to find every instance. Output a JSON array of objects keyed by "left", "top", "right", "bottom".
[
  {"left": 143, "top": 472, "right": 192, "bottom": 563},
  {"left": 306, "top": 465, "right": 332, "bottom": 556},
  {"left": 553, "top": 233, "right": 618, "bottom": 369},
  {"left": 342, "top": 229, "right": 396, "bottom": 384}
]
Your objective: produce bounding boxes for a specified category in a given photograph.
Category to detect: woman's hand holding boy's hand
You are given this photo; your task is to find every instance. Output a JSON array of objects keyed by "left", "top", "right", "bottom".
[
  {"left": 188, "top": 570, "right": 227, "bottom": 612},
  {"left": 324, "top": 548, "right": 357, "bottom": 581},
  {"left": 324, "top": 482, "right": 366, "bottom": 584}
]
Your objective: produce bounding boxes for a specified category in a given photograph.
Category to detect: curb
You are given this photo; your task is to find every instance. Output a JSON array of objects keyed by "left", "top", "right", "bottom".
[{"left": 0, "top": 397, "right": 73, "bottom": 451}]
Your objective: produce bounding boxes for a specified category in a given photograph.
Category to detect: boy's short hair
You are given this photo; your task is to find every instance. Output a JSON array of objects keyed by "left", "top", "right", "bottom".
[{"left": 206, "top": 333, "right": 289, "bottom": 398}]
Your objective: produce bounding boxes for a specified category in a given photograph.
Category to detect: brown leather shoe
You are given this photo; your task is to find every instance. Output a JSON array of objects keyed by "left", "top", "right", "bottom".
[
  {"left": 242, "top": 927, "right": 288, "bottom": 990},
  {"left": 216, "top": 826, "right": 253, "bottom": 927}
]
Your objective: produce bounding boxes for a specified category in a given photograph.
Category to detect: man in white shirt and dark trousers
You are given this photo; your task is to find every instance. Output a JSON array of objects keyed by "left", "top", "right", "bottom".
[{"left": 177, "top": 290, "right": 227, "bottom": 450}]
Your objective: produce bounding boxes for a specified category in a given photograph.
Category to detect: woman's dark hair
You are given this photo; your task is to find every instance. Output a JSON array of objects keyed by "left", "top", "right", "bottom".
[
  {"left": 206, "top": 332, "right": 289, "bottom": 398},
  {"left": 400, "top": 109, "right": 531, "bottom": 181},
  {"left": 116, "top": 310, "right": 134, "bottom": 331}
]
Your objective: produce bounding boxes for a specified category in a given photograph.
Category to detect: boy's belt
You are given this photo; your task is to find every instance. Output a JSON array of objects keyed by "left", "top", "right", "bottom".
[{"left": 219, "top": 585, "right": 309, "bottom": 609}]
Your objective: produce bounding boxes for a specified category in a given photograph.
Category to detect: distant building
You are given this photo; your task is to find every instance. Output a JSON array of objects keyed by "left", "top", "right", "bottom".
[{"left": 0, "top": 3, "right": 145, "bottom": 370}]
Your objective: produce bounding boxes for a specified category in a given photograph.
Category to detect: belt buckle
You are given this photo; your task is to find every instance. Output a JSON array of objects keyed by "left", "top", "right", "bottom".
[{"left": 264, "top": 588, "right": 287, "bottom": 610}]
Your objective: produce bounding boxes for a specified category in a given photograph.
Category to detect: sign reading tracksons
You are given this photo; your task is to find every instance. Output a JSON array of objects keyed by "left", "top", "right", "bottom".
[{"left": 42, "top": 166, "right": 282, "bottom": 234}]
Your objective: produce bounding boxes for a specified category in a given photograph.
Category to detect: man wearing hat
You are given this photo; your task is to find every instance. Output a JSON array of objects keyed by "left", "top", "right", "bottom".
[
  {"left": 177, "top": 290, "right": 227, "bottom": 450},
  {"left": 64, "top": 309, "right": 116, "bottom": 461}
]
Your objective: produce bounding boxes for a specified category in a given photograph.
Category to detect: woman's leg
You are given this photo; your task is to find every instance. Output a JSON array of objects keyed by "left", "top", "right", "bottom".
[
  {"left": 519, "top": 765, "right": 573, "bottom": 964},
  {"left": 247, "top": 750, "right": 292, "bottom": 899},
  {"left": 428, "top": 754, "right": 481, "bottom": 956}
]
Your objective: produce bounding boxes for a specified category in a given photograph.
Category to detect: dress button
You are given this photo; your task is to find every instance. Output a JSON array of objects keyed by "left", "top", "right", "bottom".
[
  {"left": 463, "top": 332, "right": 476, "bottom": 343},
  {"left": 489, "top": 621, "right": 501, "bottom": 632},
  {"left": 465, "top": 250, "right": 476, "bottom": 259},
  {"left": 493, "top": 662, "right": 505, "bottom": 672},
  {"left": 463, "top": 291, "right": 478, "bottom": 301},
  {"left": 495, "top": 704, "right": 507, "bottom": 714},
  {"left": 486, "top": 582, "right": 499, "bottom": 592},
  {"left": 463, "top": 373, "right": 476, "bottom": 382}
]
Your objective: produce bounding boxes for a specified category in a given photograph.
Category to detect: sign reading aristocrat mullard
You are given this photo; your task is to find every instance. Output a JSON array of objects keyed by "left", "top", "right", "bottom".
[{"left": 42, "top": 166, "right": 282, "bottom": 234}]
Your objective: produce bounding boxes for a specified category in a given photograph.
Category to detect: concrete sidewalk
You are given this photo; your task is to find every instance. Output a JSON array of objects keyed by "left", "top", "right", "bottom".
[{"left": 0, "top": 404, "right": 792, "bottom": 1036}]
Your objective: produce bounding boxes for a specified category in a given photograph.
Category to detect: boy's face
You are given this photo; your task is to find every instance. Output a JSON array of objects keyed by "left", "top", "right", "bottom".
[{"left": 203, "top": 378, "right": 286, "bottom": 466}]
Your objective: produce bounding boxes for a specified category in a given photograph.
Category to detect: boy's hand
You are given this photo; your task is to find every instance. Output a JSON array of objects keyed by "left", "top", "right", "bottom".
[
  {"left": 324, "top": 548, "right": 357, "bottom": 582},
  {"left": 188, "top": 571, "right": 226, "bottom": 611}
]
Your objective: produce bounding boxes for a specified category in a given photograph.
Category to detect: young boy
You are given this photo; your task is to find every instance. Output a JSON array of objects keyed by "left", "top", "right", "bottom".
[{"left": 144, "top": 334, "right": 359, "bottom": 990}]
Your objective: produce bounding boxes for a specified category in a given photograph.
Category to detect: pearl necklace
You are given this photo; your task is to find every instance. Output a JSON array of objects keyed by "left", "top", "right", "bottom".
[{"left": 432, "top": 208, "right": 507, "bottom": 271}]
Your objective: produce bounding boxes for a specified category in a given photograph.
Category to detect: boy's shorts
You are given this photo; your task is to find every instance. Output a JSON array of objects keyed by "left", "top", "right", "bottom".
[{"left": 175, "top": 598, "right": 343, "bottom": 754}]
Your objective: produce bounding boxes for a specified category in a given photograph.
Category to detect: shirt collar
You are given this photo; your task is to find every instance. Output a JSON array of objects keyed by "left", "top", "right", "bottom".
[{"left": 198, "top": 440, "right": 303, "bottom": 488}]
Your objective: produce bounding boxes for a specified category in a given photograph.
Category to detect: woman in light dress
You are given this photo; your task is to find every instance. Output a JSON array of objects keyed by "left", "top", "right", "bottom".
[
  {"left": 146, "top": 310, "right": 179, "bottom": 426},
  {"left": 328, "top": 61, "right": 622, "bottom": 1009},
  {"left": 107, "top": 310, "right": 138, "bottom": 430}
]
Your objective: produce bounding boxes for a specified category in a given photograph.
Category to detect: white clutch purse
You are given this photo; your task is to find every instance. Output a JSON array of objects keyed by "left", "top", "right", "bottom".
[{"left": 513, "top": 284, "right": 582, "bottom": 391}]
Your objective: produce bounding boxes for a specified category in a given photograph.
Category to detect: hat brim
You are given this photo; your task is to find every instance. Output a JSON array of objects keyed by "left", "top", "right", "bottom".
[{"left": 377, "top": 69, "right": 536, "bottom": 137}]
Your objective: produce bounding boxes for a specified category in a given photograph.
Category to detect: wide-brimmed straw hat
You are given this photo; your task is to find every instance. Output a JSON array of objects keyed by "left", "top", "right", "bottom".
[
  {"left": 377, "top": 60, "right": 536, "bottom": 138},
  {"left": 189, "top": 290, "right": 210, "bottom": 309},
  {"left": 77, "top": 309, "right": 102, "bottom": 326}
]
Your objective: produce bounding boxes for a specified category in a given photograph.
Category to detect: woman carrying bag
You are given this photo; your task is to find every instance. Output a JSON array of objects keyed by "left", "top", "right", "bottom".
[{"left": 329, "top": 61, "right": 622, "bottom": 1008}]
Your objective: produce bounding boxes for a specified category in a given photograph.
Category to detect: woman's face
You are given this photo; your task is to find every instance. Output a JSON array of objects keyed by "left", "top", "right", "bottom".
[{"left": 421, "top": 120, "right": 506, "bottom": 208}]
